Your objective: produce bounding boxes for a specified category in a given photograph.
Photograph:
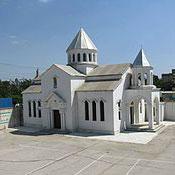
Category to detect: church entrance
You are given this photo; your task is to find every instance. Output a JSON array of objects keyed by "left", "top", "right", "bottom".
[{"left": 53, "top": 110, "right": 61, "bottom": 129}]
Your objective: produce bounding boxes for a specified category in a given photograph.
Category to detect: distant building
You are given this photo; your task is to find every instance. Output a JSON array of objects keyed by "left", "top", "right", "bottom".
[
  {"left": 162, "top": 69, "right": 175, "bottom": 90},
  {"left": 161, "top": 91, "right": 175, "bottom": 102},
  {"left": 22, "top": 28, "right": 163, "bottom": 134}
]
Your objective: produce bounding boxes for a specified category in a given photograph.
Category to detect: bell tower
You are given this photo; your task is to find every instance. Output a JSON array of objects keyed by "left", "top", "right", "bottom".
[
  {"left": 132, "top": 49, "right": 153, "bottom": 87},
  {"left": 66, "top": 28, "right": 98, "bottom": 75}
]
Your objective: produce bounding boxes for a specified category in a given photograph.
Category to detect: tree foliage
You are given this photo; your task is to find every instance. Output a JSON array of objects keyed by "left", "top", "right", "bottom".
[
  {"left": 153, "top": 75, "right": 173, "bottom": 90},
  {"left": 0, "top": 78, "right": 31, "bottom": 104}
]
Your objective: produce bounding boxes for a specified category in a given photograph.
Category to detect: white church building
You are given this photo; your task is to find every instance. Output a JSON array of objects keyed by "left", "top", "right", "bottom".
[{"left": 22, "top": 28, "right": 164, "bottom": 134}]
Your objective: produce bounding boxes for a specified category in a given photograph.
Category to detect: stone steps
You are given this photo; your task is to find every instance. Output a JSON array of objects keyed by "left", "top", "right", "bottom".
[{"left": 126, "top": 124, "right": 165, "bottom": 133}]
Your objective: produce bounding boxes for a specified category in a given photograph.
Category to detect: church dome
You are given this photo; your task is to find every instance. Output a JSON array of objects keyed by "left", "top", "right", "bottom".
[
  {"left": 66, "top": 28, "right": 97, "bottom": 52},
  {"left": 66, "top": 28, "right": 98, "bottom": 68}
]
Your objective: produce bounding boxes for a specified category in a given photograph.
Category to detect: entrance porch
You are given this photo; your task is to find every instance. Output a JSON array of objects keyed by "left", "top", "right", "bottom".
[
  {"left": 123, "top": 88, "right": 162, "bottom": 132},
  {"left": 44, "top": 92, "right": 66, "bottom": 131}
]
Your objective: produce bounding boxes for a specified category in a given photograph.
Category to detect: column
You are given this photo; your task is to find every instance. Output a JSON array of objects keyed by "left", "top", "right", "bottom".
[
  {"left": 96, "top": 101, "right": 100, "bottom": 122},
  {"left": 124, "top": 103, "right": 131, "bottom": 128},
  {"left": 148, "top": 104, "right": 154, "bottom": 129},
  {"left": 89, "top": 101, "right": 92, "bottom": 122},
  {"left": 134, "top": 101, "right": 139, "bottom": 124},
  {"left": 36, "top": 100, "right": 38, "bottom": 118},
  {"left": 31, "top": 101, "right": 34, "bottom": 117},
  {"left": 60, "top": 110, "right": 66, "bottom": 131},
  {"left": 141, "top": 73, "right": 145, "bottom": 85}
]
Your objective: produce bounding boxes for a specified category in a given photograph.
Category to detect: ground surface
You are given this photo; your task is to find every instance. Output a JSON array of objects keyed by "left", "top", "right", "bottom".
[{"left": 0, "top": 125, "right": 175, "bottom": 175}]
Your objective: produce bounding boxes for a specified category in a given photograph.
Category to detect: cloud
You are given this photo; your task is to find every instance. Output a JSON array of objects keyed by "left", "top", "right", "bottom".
[
  {"left": 8, "top": 35, "right": 17, "bottom": 39},
  {"left": 38, "top": 0, "right": 52, "bottom": 3},
  {"left": 8, "top": 35, "right": 30, "bottom": 46},
  {"left": 11, "top": 40, "right": 19, "bottom": 45}
]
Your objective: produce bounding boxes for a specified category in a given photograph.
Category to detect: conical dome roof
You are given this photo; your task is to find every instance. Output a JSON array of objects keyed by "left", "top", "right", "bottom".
[
  {"left": 66, "top": 28, "right": 97, "bottom": 52},
  {"left": 133, "top": 49, "right": 151, "bottom": 67}
]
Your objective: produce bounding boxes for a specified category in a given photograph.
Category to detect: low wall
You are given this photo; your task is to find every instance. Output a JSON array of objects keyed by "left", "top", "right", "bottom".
[
  {"left": 0, "top": 108, "right": 13, "bottom": 129},
  {"left": 0, "top": 106, "right": 23, "bottom": 130},
  {"left": 164, "top": 102, "right": 175, "bottom": 121}
]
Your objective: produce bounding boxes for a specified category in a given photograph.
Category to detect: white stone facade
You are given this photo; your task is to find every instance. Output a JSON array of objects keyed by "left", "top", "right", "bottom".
[{"left": 22, "top": 28, "right": 163, "bottom": 134}]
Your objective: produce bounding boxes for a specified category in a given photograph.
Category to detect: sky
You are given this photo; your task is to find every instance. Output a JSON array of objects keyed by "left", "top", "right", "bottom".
[{"left": 0, "top": 0, "right": 175, "bottom": 79}]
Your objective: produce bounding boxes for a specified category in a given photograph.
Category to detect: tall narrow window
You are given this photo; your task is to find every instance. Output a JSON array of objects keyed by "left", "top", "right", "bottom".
[
  {"left": 28, "top": 101, "right": 31, "bottom": 117},
  {"left": 118, "top": 101, "right": 121, "bottom": 120},
  {"left": 93, "top": 53, "right": 96, "bottom": 62},
  {"left": 72, "top": 54, "right": 75, "bottom": 62},
  {"left": 77, "top": 53, "right": 81, "bottom": 62},
  {"left": 92, "top": 101, "right": 97, "bottom": 121},
  {"left": 130, "top": 75, "right": 132, "bottom": 86},
  {"left": 53, "top": 77, "right": 57, "bottom": 88},
  {"left": 153, "top": 107, "right": 156, "bottom": 116},
  {"left": 118, "top": 111, "right": 121, "bottom": 120},
  {"left": 85, "top": 101, "right": 89, "bottom": 120},
  {"left": 100, "top": 100, "right": 105, "bottom": 121},
  {"left": 33, "top": 101, "right": 36, "bottom": 117},
  {"left": 38, "top": 101, "right": 41, "bottom": 118},
  {"left": 83, "top": 53, "right": 87, "bottom": 61},
  {"left": 89, "top": 54, "right": 92, "bottom": 62}
]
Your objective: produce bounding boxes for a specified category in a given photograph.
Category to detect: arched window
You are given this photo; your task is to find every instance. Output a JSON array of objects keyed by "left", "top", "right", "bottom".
[
  {"left": 93, "top": 53, "right": 96, "bottom": 62},
  {"left": 38, "top": 101, "right": 41, "bottom": 118},
  {"left": 53, "top": 77, "right": 57, "bottom": 88},
  {"left": 144, "top": 73, "right": 148, "bottom": 85},
  {"left": 77, "top": 53, "right": 81, "bottom": 62},
  {"left": 138, "top": 73, "right": 142, "bottom": 86},
  {"left": 85, "top": 101, "right": 89, "bottom": 120},
  {"left": 83, "top": 53, "right": 87, "bottom": 61},
  {"left": 130, "top": 74, "right": 132, "bottom": 86},
  {"left": 89, "top": 53, "right": 92, "bottom": 62},
  {"left": 33, "top": 101, "right": 36, "bottom": 117},
  {"left": 130, "top": 101, "right": 134, "bottom": 124},
  {"left": 92, "top": 101, "right": 96, "bottom": 121},
  {"left": 100, "top": 100, "right": 105, "bottom": 121},
  {"left": 28, "top": 101, "right": 31, "bottom": 117},
  {"left": 72, "top": 54, "right": 75, "bottom": 62},
  {"left": 118, "top": 101, "right": 121, "bottom": 120}
]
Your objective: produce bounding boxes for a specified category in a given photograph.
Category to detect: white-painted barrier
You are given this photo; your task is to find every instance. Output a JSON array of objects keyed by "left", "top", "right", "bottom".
[{"left": 164, "top": 102, "right": 175, "bottom": 121}]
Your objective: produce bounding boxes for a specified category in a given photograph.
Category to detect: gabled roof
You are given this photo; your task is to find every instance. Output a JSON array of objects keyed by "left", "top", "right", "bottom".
[
  {"left": 87, "top": 63, "right": 131, "bottom": 77},
  {"left": 77, "top": 80, "right": 121, "bottom": 92},
  {"left": 40, "top": 64, "right": 85, "bottom": 78},
  {"left": 22, "top": 85, "right": 41, "bottom": 94},
  {"left": 66, "top": 28, "right": 97, "bottom": 52},
  {"left": 133, "top": 49, "right": 151, "bottom": 67},
  {"left": 77, "top": 63, "right": 131, "bottom": 92},
  {"left": 54, "top": 64, "right": 85, "bottom": 77}
]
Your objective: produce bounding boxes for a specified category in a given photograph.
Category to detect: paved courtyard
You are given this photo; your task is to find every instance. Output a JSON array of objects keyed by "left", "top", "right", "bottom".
[{"left": 0, "top": 125, "right": 175, "bottom": 175}]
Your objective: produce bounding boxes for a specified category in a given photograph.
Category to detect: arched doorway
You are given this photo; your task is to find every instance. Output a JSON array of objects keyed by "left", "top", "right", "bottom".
[
  {"left": 128, "top": 97, "right": 149, "bottom": 127},
  {"left": 53, "top": 110, "right": 61, "bottom": 129}
]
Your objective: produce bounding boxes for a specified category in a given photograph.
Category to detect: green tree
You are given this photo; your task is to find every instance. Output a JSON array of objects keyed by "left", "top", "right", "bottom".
[{"left": 0, "top": 79, "right": 31, "bottom": 104}]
